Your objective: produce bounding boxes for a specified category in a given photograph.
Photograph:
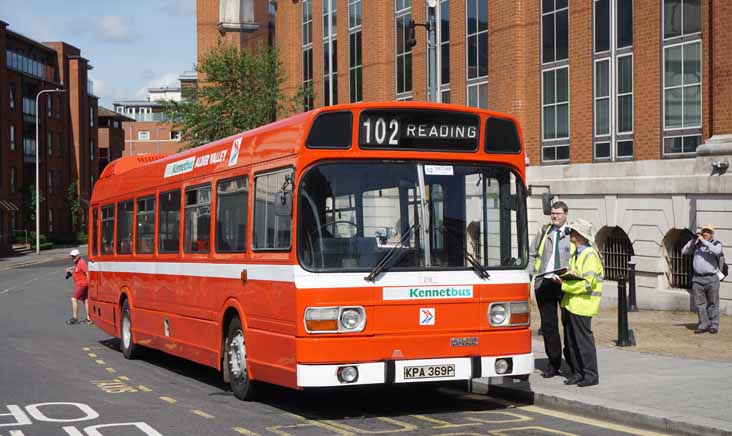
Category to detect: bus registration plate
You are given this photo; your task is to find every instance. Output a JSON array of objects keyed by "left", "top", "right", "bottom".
[{"left": 403, "top": 364, "right": 456, "bottom": 380}]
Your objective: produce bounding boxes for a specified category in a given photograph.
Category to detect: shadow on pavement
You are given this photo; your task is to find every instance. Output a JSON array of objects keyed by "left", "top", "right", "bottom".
[
  {"left": 97, "top": 336, "right": 530, "bottom": 418},
  {"left": 673, "top": 322, "right": 699, "bottom": 331}
]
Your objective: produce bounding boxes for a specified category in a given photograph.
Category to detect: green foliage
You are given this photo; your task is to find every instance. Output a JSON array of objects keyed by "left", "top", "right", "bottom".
[
  {"left": 26, "top": 185, "right": 45, "bottom": 229},
  {"left": 163, "top": 42, "right": 309, "bottom": 149},
  {"left": 31, "top": 242, "right": 54, "bottom": 251},
  {"left": 77, "top": 232, "right": 88, "bottom": 244},
  {"left": 67, "top": 182, "right": 82, "bottom": 231}
]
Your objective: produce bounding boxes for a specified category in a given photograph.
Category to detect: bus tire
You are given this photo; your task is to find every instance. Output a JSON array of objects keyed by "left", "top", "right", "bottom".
[
  {"left": 225, "top": 317, "right": 257, "bottom": 401},
  {"left": 120, "top": 299, "right": 138, "bottom": 359}
]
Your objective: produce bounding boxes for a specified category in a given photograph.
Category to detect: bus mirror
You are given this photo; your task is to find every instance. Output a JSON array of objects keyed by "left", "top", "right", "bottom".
[
  {"left": 274, "top": 192, "right": 292, "bottom": 216},
  {"left": 541, "top": 192, "right": 554, "bottom": 216}
]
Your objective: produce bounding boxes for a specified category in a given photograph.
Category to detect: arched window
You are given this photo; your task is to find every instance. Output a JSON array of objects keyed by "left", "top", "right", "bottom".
[
  {"left": 596, "top": 226, "right": 634, "bottom": 281},
  {"left": 664, "top": 228, "right": 694, "bottom": 289}
]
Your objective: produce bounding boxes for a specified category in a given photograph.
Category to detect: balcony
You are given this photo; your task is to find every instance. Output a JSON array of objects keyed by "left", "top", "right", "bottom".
[
  {"left": 131, "top": 112, "right": 169, "bottom": 122},
  {"left": 218, "top": 0, "right": 259, "bottom": 32}
]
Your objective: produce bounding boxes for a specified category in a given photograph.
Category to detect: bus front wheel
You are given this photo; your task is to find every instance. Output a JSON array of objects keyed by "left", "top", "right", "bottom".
[
  {"left": 225, "top": 317, "right": 257, "bottom": 401},
  {"left": 120, "top": 300, "right": 138, "bottom": 359}
]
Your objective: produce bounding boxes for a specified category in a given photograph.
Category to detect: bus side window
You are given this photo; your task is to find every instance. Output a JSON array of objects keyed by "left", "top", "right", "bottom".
[
  {"left": 100, "top": 205, "right": 115, "bottom": 255},
  {"left": 117, "top": 200, "right": 134, "bottom": 254},
  {"left": 136, "top": 196, "right": 155, "bottom": 254},
  {"left": 184, "top": 185, "right": 212, "bottom": 253},
  {"left": 216, "top": 176, "right": 248, "bottom": 253},
  {"left": 253, "top": 169, "right": 293, "bottom": 250},
  {"left": 159, "top": 190, "right": 181, "bottom": 254}
]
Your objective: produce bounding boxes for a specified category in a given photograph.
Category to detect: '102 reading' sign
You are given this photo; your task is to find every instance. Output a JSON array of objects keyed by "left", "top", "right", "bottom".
[{"left": 358, "top": 109, "right": 480, "bottom": 151}]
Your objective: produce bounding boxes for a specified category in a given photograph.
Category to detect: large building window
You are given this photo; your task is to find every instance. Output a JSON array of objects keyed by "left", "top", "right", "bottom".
[
  {"left": 348, "top": 0, "right": 362, "bottom": 102},
  {"left": 395, "top": 0, "right": 413, "bottom": 99},
  {"left": 439, "top": 0, "right": 450, "bottom": 102},
  {"left": 593, "top": 0, "right": 634, "bottom": 161},
  {"left": 323, "top": 0, "right": 338, "bottom": 106},
  {"left": 8, "top": 82, "right": 15, "bottom": 110},
  {"left": 662, "top": 0, "right": 701, "bottom": 158},
  {"left": 302, "top": 0, "right": 314, "bottom": 110},
  {"left": 466, "top": 0, "right": 487, "bottom": 108},
  {"left": 9, "top": 125, "right": 15, "bottom": 151},
  {"left": 541, "top": 0, "right": 569, "bottom": 163}
]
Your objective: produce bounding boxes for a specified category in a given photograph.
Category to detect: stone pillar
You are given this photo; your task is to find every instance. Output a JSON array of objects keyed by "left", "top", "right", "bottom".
[{"left": 696, "top": 0, "right": 732, "bottom": 156}]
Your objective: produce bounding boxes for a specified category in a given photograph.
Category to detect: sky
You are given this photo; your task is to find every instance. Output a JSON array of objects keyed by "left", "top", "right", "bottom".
[{"left": 1, "top": 0, "right": 196, "bottom": 108}]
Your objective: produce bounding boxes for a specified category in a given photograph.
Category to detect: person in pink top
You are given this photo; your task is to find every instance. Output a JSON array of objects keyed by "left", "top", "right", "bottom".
[{"left": 66, "top": 248, "right": 91, "bottom": 325}]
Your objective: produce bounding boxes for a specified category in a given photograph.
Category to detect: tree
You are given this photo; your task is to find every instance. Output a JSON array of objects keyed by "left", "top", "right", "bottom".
[
  {"left": 67, "top": 182, "right": 82, "bottom": 231},
  {"left": 25, "top": 185, "right": 45, "bottom": 231},
  {"left": 164, "top": 42, "right": 308, "bottom": 149}
]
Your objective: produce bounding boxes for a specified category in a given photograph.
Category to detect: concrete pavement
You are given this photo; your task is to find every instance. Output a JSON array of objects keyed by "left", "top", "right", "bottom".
[
  {"left": 476, "top": 338, "right": 732, "bottom": 436},
  {"left": 0, "top": 244, "right": 86, "bottom": 269}
]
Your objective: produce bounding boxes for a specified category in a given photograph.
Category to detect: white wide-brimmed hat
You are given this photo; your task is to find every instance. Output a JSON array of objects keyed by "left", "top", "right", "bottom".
[
  {"left": 569, "top": 219, "right": 595, "bottom": 243},
  {"left": 69, "top": 248, "right": 80, "bottom": 257}
]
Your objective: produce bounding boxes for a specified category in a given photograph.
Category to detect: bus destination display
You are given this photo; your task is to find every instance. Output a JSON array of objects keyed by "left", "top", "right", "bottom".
[{"left": 358, "top": 110, "right": 480, "bottom": 151}]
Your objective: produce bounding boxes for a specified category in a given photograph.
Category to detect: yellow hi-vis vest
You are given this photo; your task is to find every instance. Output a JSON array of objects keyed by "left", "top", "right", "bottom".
[
  {"left": 561, "top": 245, "right": 604, "bottom": 317},
  {"left": 534, "top": 225, "right": 575, "bottom": 274}
]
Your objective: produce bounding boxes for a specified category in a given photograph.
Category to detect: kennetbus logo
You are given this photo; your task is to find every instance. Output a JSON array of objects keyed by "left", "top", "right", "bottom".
[{"left": 408, "top": 287, "right": 472, "bottom": 298}]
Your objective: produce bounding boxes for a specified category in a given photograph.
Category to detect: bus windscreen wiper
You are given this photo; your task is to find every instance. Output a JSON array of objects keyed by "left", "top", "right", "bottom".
[
  {"left": 435, "top": 226, "right": 490, "bottom": 280},
  {"left": 364, "top": 223, "right": 419, "bottom": 282}
]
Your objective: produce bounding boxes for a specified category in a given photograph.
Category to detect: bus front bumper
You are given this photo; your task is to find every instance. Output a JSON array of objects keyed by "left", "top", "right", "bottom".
[{"left": 296, "top": 353, "right": 534, "bottom": 387}]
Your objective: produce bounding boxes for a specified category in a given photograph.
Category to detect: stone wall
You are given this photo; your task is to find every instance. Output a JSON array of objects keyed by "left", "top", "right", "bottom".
[{"left": 527, "top": 153, "right": 732, "bottom": 314}]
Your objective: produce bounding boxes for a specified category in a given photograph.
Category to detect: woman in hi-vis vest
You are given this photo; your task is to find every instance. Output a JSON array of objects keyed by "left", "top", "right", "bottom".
[{"left": 551, "top": 218, "right": 603, "bottom": 387}]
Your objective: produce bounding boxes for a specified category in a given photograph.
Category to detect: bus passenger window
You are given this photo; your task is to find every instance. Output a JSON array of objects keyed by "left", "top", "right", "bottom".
[
  {"left": 184, "top": 185, "right": 212, "bottom": 253},
  {"left": 116, "top": 200, "right": 134, "bottom": 254},
  {"left": 253, "top": 169, "right": 293, "bottom": 250},
  {"left": 101, "top": 205, "right": 115, "bottom": 255},
  {"left": 159, "top": 190, "right": 181, "bottom": 253},
  {"left": 136, "top": 196, "right": 155, "bottom": 254},
  {"left": 216, "top": 177, "right": 248, "bottom": 253}
]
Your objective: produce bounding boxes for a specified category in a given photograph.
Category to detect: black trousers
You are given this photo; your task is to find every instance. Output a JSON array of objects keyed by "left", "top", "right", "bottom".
[
  {"left": 535, "top": 280, "right": 572, "bottom": 372},
  {"left": 563, "top": 309, "right": 599, "bottom": 383}
]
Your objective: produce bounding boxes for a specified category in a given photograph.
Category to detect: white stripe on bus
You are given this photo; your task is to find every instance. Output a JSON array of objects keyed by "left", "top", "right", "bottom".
[{"left": 88, "top": 261, "right": 529, "bottom": 289}]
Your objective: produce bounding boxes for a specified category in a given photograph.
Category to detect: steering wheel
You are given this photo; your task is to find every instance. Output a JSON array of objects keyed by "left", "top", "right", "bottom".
[{"left": 313, "top": 220, "right": 359, "bottom": 236}]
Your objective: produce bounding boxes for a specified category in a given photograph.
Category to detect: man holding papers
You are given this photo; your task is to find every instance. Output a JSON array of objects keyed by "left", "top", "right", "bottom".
[
  {"left": 528, "top": 201, "right": 574, "bottom": 378},
  {"left": 551, "top": 219, "right": 604, "bottom": 387}
]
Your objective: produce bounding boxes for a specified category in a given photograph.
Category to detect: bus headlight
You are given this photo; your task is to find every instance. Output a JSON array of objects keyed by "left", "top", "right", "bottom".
[
  {"left": 340, "top": 308, "right": 364, "bottom": 331},
  {"left": 488, "top": 301, "right": 530, "bottom": 327},
  {"left": 304, "top": 306, "right": 366, "bottom": 333},
  {"left": 489, "top": 303, "right": 507, "bottom": 325}
]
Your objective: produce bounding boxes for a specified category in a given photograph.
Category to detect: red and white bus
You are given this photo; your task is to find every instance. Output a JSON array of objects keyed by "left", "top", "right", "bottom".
[{"left": 88, "top": 102, "right": 533, "bottom": 400}]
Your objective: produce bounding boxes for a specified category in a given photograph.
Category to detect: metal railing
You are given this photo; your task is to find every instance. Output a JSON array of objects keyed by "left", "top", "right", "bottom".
[
  {"left": 600, "top": 227, "right": 634, "bottom": 281},
  {"left": 668, "top": 234, "right": 694, "bottom": 289}
]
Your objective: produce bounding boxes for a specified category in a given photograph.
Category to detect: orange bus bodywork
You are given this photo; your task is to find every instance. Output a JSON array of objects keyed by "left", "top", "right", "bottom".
[{"left": 88, "top": 102, "right": 532, "bottom": 392}]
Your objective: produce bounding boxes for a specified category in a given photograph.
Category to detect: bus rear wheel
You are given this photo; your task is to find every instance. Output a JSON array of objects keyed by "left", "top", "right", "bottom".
[
  {"left": 225, "top": 317, "right": 257, "bottom": 401},
  {"left": 120, "top": 300, "right": 138, "bottom": 359}
]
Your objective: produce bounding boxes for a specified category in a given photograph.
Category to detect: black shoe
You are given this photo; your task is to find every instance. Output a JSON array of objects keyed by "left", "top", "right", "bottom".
[
  {"left": 694, "top": 328, "right": 708, "bottom": 334},
  {"left": 66, "top": 318, "right": 79, "bottom": 325},
  {"left": 709, "top": 328, "right": 718, "bottom": 334},
  {"left": 541, "top": 368, "right": 559, "bottom": 378},
  {"left": 577, "top": 379, "right": 599, "bottom": 387},
  {"left": 563, "top": 374, "right": 583, "bottom": 385}
]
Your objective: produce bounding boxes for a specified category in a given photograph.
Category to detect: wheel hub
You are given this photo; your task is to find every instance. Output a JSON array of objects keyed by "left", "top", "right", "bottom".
[{"left": 228, "top": 331, "right": 246, "bottom": 378}]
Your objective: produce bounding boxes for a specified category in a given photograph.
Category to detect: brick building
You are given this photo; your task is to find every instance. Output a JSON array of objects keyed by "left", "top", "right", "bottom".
[
  {"left": 113, "top": 86, "right": 184, "bottom": 156},
  {"left": 97, "top": 107, "right": 133, "bottom": 174},
  {"left": 1, "top": 21, "right": 98, "bottom": 252},
  {"left": 197, "top": 1, "right": 732, "bottom": 312}
]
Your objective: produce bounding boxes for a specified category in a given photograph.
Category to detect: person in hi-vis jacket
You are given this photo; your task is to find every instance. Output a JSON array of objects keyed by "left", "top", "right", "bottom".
[
  {"left": 551, "top": 218, "right": 603, "bottom": 387},
  {"left": 527, "top": 201, "right": 574, "bottom": 378}
]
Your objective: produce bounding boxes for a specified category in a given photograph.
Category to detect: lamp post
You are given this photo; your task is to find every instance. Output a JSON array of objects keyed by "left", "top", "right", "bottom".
[{"left": 35, "top": 88, "right": 66, "bottom": 254}]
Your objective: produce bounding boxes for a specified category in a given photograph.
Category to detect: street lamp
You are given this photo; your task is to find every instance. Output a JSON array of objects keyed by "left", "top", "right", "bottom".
[{"left": 35, "top": 88, "right": 66, "bottom": 254}]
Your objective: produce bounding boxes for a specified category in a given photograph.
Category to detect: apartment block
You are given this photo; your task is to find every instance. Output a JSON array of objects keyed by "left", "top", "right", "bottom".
[{"left": 0, "top": 21, "right": 98, "bottom": 252}]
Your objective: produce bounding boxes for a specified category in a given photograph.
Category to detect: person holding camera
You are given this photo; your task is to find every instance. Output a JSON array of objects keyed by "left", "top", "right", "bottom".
[
  {"left": 682, "top": 224, "right": 724, "bottom": 334},
  {"left": 527, "top": 201, "right": 575, "bottom": 378},
  {"left": 66, "top": 248, "right": 91, "bottom": 325}
]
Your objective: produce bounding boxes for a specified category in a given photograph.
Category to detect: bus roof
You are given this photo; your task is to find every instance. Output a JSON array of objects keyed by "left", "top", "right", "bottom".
[{"left": 91, "top": 102, "right": 524, "bottom": 204}]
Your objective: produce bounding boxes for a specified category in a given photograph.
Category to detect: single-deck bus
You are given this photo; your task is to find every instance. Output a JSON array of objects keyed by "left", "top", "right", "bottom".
[{"left": 88, "top": 102, "right": 533, "bottom": 400}]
